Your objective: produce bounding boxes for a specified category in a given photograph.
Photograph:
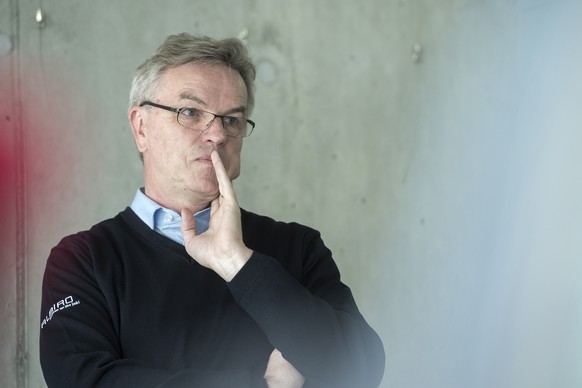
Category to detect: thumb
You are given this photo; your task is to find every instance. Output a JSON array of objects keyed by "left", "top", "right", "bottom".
[{"left": 180, "top": 208, "right": 196, "bottom": 242}]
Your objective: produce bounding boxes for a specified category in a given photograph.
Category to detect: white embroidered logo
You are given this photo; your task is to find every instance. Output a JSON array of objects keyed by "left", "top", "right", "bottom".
[{"left": 41, "top": 295, "right": 80, "bottom": 329}]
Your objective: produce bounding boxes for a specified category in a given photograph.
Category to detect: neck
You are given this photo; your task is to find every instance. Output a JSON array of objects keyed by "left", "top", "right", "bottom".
[{"left": 143, "top": 186, "right": 214, "bottom": 214}]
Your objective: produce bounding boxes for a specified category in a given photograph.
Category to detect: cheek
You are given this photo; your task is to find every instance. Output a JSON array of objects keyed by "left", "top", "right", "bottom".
[
  {"left": 149, "top": 131, "right": 185, "bottom": 164},
  {"left": 229, "top": 158, "right": 241, "bottom": 180},
  {"left": 145, "top": 116, "right": 190, "bottom": 156},
  {"left": 225, "top": 143, "right": 243, "bottom": 179}
]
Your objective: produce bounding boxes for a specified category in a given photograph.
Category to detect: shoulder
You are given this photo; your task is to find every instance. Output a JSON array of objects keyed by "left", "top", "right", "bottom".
[
  {"left": 240, "top": 208, "right": 329, "bottom": 260},
  {"left": 48, "top": 209, "right": 136, "bottom": 265},
  {"left": 240, "top": 209, "right": 341, "bottom": 287},
  {"left": 59, "top": 209, "right": 130, "bottom": 242},
  {"left": 241, "top": 209, "right": 321, "bottom": 245},
  {"left": 241, "top": 208, "right": 319, "bottom": 240}
]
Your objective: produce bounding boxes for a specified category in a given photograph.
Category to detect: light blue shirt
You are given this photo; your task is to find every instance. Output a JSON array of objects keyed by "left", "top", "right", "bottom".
[{"left": 130, "top": 188, "right": 210, "bottom": 245}]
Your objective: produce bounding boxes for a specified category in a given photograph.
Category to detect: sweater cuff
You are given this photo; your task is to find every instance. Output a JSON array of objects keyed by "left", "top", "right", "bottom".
[{"left": 228, "top": 252, "right": 276, "bottom": 303}]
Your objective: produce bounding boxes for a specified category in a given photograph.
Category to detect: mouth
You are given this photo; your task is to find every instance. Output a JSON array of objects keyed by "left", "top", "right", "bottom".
[{"left": 194, "top": 154, "right": 214, "bottom": 166}]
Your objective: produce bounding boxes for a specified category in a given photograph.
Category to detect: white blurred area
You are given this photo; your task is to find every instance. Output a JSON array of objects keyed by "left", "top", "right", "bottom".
[
  {"left": 486, "top": 2, "right": 582, "bottom": 386},
  {"left": 381, "top": 1, "right": 582, "bottom": 387}
]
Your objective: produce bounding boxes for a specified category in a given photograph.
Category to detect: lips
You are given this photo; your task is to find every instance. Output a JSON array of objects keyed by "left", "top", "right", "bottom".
[
  {"left": 192, "top": 148, "right": 219, "bottom": 166},
  {"left": 195, "top": 154, "right": 213, "bottom": 165}
]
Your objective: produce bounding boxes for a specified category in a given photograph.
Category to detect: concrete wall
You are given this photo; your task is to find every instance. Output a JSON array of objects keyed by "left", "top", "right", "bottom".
[{"left": 1, "top": 0, "right": 581, "bottom": 387}]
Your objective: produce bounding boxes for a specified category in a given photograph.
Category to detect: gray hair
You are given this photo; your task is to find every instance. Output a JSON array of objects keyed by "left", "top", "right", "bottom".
[{"left": 128, "top": 33, "right": 256, "bottom": 114}]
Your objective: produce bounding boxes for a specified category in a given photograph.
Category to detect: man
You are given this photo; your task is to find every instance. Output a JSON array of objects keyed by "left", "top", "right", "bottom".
[{"left": 40, "top": 33, "right": 385, "bottom": 387}]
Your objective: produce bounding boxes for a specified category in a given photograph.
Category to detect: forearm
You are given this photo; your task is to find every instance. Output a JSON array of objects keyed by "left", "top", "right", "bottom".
[
  {"left": 228, "top": 253, "right": 385, "bottom": 387},
  {"left": 40, "top": 292, "right": 266, "bottom": 388},
  {"left": 40, "top": 345, "right": 260, "bottom": 388}
]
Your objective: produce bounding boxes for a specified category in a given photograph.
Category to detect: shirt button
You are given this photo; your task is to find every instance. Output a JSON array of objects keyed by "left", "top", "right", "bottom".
[{"left": 165, "top": 214, "right": 174, "bottom": 222}]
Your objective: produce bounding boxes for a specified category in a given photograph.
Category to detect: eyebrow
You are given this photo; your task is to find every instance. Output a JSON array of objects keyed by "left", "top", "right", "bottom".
[
  {"left": 179, "top": 92, "right": 247, "bottom": 116},
  {"left": 179, "top": 92, "right": 207, "bottom": 106}
]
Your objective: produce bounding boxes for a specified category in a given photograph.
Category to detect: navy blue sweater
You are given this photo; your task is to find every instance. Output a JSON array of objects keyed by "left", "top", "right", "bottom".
[{"left": 40, "top": 208, "right": 385, "bottom": 387}]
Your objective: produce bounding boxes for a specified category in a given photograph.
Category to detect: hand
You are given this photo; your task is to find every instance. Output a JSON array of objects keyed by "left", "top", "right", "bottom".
[
  {"left": 264, "top": 349, "right": 305, "bottom": 388},
  {"left": 181, "top": 150, "right": 253, "bottom": 281}
]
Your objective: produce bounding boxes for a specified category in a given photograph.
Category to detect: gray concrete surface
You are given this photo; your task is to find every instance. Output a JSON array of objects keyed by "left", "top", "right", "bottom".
[{"left": 1, "top": 0, "right": 582, "bottom": 387}]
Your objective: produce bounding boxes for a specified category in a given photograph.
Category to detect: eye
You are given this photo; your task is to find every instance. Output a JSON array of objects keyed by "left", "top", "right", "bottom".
[
  {"left": 223, "top": 116, "right": 241, "bottom": 127},
  {"left": 180, "top": 108, "right": 200, "bottom": 117}
]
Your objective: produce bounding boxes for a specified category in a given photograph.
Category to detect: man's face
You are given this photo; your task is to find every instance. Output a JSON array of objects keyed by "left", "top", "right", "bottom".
[{"left": 130, "top": 63, "right": 248, "bottom": 209}]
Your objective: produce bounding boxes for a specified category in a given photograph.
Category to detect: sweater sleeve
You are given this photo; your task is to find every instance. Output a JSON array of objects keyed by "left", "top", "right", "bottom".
[
  {"left": 228, "top": 228, "right": 386, "bottom": 388},
  {"left": 39, "top": 235, "right": 265, "bottom": 388}
]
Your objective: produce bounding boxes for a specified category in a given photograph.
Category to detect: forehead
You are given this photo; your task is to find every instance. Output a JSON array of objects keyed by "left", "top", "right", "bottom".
[{"left": 156, "top": 63, "right": 247, "bottom": 107}]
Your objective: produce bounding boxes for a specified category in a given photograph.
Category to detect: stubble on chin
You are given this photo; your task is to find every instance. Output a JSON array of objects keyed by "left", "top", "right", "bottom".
[{"left": 187, "top": 164, "right": 220, "bottom": 198}]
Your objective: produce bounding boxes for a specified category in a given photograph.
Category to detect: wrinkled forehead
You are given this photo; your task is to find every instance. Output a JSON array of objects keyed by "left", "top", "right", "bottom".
[{"left": 156, "top": 63, "right": 248, "bottom": 108}]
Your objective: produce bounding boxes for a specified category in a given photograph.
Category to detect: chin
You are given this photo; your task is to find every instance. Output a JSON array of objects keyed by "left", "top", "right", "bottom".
[{"left": 193, "top": 180, "right": 220, "bottom": 198}]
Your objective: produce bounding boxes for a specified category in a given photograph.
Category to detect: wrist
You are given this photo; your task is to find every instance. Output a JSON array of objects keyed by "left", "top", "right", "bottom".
[{"left": 220, "top": 246, "right": 253, "bottom": 282}]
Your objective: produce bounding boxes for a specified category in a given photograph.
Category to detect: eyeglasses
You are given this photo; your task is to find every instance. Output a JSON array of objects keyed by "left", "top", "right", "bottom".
[{"left": 140, "top": 101, "right": 255, "bottom": 138}]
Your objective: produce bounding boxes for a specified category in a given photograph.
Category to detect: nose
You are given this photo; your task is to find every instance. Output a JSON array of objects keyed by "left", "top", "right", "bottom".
[{"left": 202, "top": 116, "right": 227, "bottom": 144}]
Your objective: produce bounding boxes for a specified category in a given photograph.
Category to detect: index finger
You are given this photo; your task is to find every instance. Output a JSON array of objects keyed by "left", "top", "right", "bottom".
[{"left": 211, "top": 150, "right": 237, "bottom": 200}]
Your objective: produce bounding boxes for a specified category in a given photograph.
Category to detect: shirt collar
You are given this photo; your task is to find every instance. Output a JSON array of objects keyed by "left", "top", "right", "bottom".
[
  {"left": 130, "top": 188, "right": 160, "bottom": 229},
  {"left": 130, "top": 188, "right": 211, "bottom": 242}
]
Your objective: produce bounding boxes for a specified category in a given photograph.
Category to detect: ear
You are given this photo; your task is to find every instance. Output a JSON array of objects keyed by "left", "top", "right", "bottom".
[{"left": 129, "top": 106, "right": 148, "bottom": 153}]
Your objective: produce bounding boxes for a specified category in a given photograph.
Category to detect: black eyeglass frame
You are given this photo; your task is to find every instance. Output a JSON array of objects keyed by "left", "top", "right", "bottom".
[{"left": 139, "top": 100, "right": 255, "bottom": 138}]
